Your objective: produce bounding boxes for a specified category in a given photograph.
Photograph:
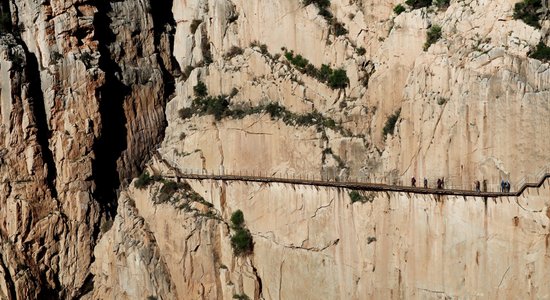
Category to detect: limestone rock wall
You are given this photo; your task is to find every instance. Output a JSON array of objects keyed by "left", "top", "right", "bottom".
[
  {"left": 0, "top": 0, "right": 177, "bottom": 297},
  {"left": 164, "top": 0, "right": 549, "bottom": 186},
  {"left": 0, "top": 0, "right": 549, "bottom": 298},
  {"left": 91, "top": 173, "right": 550, "bottom": 299}
]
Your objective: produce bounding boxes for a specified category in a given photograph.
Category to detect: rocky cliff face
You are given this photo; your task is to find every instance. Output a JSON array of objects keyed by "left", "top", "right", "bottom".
[{"left": 0, "top": 0, "right": 549, "bottom": 299}]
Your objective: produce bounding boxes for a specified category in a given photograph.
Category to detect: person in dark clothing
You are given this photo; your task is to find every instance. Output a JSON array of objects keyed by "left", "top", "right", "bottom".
[
  {"left": 482, "top": 180, "right": 487, "bottom": 192},
  {"left": 437, "top": 178, "right": 442, "bottom": 189},
  {"left": 475, "top": 180, "right": 481, "bottom": 192},
  {"left": 505, "top": 180, "right": 511, "bottom": 192},
  {"left": 411, "top": 177, "right": 416, "bottom": 187},
  {"left": 501, "top": 180, "right": 505, "bottom": 192},
  {"left": 424, "top": 177, "right": 428, "bottom": 188},
  {"left": 441, "top": 177, "right": 445, "bottom": 189}
]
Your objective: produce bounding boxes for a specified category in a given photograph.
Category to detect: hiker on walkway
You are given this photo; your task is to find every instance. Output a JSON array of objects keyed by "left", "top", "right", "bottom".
[
  {"left": 505, "top": 180, "right": 511, "bottom": 192},
  {"left": 411, "top": 177, "right": 416, "bottom": 187},
  {"left": 437, "top": 178, "right": 442, "bottom": 189},
  {"left": 501, "top": 180, "right": 505, "bottom": 192},
  {"left": 441, "top": 177, "right": 445, "bottom": 189},
  {"left": 475, "top": 180, "right": 481, "bottom": 192},
  {"left": 424, "top": 177, "right": 428, "bottom": 188},
  {"left": 482, "top": 180, "right": 487, "bottom": 192}
]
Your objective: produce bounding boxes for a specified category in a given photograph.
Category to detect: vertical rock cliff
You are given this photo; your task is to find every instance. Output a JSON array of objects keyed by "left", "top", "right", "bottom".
[{"left": 0, "top": 0, "right": 549, "bottom": 299}]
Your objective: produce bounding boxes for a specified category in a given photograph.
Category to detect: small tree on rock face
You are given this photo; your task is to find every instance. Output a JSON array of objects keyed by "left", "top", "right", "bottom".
[
  {"left": 229, "top": 209, "right": 253, "bottom": 256},
  {"left": 230, "top": 210, "right": 244, "bottom": 228},
  {"left": 423, "top": 25, "right": 442, "bottom": 51},
  {"left": 529, "top": 41, "right": 550, "bottom": 62},
  {"left": 231, "top": 228, "right": 253, "bottom": 255},
  {"left": 193, "top": 81, "right": 208, "bottom": 97},
  {"left": 393, "top": 4, "right": 406, "bottom": 15},
  {"left": 328, "top": 68, "right": 348, "bottom": 89}
]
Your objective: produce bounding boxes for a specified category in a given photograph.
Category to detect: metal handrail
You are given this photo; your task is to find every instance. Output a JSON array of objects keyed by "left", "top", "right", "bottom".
[{"left": 154, "top": 151, "right": 549, "bottom": 196}]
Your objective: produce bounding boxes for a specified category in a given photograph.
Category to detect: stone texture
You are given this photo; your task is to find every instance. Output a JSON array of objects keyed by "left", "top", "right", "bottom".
[{"left": 0, "top": 0, "right": 549, "bottom": 298}]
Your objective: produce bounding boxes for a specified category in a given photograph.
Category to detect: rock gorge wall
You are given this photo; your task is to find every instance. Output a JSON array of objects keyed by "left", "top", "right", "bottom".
[
  {"left": 164, "top": 0, "right": 550, "bottom": 186},
  {"left": 0, "top": 0, "right": 177, "bottom": 297},
  {"left": 0, "top": 0, "right": 549, "bottom": 298},
  {"left": 90, "top": 176, "right": 550, "bottom": 299}
]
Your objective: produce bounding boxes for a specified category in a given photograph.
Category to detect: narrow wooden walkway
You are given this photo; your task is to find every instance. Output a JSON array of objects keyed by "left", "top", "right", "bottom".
[{"left": 153, "top": 154, "right": 549, "bottom": 198}]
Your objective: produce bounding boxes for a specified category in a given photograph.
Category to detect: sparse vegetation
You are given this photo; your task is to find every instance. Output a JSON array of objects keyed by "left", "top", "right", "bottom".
[
  {"left": 193, "top": 95, "right": 230, "bottom": 120},
  {"left": 529, "top": 41, "right": 550, "bottom": 62},
  {"left": 224, "top": 46, "right": 244, "bottom": 59},
  {"left": 135, "top": 172, "right": 153, "bottom": 189},
  {"left": 328, "top": 68, "right": 349, "bottom": 89},
  {"left": 349, "top": 191, "right": 364, "bottom": 203},
  {"left": 233, "top": 294, "right": 250, "bottom": 300},
  {"left": 178, "top": 107, "right": 193, "bottom": 120},
  {"left": 193, "top": 81, "right": 208, "bottom": 97},
  {"left": 423, "top": 25, "right": 442, "bottom": 51},
  {"left": 382, "top": 108, "right": 401, "bottom": 137},
  {"left": 513, "top": 0, "right": 543, "bottom": 28},
  {"left": 405, "top": 0, "right": 431, "bottom": 9},
  {"left": 331, "top": 21, "right": 348, "bottom": 36},
  {"left": 356, "top": 47, "right": 366, "bottom": 55},
  {"left": 157, "top": 181, "right": 180, "bottom": 203},
  {"left": 147, "top": 296, "right": 158, "bottom": 300},
  {"left": 231, "top": 228, "right": 253, "bottom": 255},
  {"left": 393, "top": 4, "right": 406, "bottom": 15},
  {"left": 284, "top": 51, "right": 349, "bottom": 89},
  {"left": 437, "top": 97, "right": 447, "bottom": 105},
  {"left": 349, "top": 190, "right": 375, "bottom": 203},
  {"left": 230, "top": 209, "right": 253, "bottom": 256},
  {"left": 434, "top": 0, "right": 450, "bottom": 9},
  {"left": 230, "top": 210, "right": 245, "bottom": 228}
]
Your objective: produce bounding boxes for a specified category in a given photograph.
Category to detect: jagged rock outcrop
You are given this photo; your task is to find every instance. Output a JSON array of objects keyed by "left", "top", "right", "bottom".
[{"left": 0, "top": 0, "right": 178, "bottom": 297}]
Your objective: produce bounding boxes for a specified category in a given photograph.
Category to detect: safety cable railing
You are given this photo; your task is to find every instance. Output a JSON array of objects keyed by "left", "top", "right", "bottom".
[{"left": 152, "top": 153, "right": 549, "bottom": 198}]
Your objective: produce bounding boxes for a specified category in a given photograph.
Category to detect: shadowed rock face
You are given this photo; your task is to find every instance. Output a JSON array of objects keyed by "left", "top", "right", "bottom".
[
  {"left": 0, "top": 0, "right": 178, "bottom": 297},
  {"left": 0, "top": 0, "right": 549, "bottom": 299}
]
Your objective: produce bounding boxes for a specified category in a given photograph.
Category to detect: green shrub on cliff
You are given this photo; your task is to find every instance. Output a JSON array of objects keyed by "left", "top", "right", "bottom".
[
  {"left": 393, "top": 4, "right": 406, "bottom": 15},
  {"left": 529, "top": 41, "right": 550, "bottom": 62},
  {"left": 424, "top": 25, "right": 442, "bottom": 51},
  {"left": 513, "top": 0, "right": 543, "bottom": 28}
]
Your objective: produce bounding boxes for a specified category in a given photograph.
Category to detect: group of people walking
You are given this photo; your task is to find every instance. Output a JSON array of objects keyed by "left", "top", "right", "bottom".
[
  {"left": 411, "top": 177, "right": 445, "bottom": 189},
  {"left": 411, "top": 176, "right": 512, "bottom": 193}
]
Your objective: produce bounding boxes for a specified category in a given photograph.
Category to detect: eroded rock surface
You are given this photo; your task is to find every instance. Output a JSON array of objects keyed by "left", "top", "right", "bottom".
[{"left": 0, "top": 0, "right": 549, "bottom": 298}]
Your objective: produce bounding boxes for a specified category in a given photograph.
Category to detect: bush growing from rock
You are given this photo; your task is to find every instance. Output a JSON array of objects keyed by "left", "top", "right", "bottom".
[
  {"left": 135, "top": 172, "right": 153, "bottom": 189},
  {"left": 193, "top": 81, "right": 208, "bottom": 97},
  {"left": 230, "top": 210, "right": 245, "bottom": 228},
  {"left": 513, "top": 0, "right": 543, "bottom": 28},
  {"left": 405, "top": 0, "right": 431, "bottom": 9},
  {"left": 423, "top": 25, "right": 442, "bottom": 51},
  {"left": 529, "top": 41, "right": 550, "bottom": 61},
  {"left": 393, "top": 4, "right": 406, "bottom": 15}
]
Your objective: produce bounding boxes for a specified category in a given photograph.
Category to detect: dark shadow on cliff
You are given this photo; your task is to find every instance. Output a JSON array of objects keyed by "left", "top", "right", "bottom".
[
  {"left": 150, "top": 0, "right": 181, "bottom": 99},
  {"left": 92, "top": 0, "right": 130, "bottom": 218},
  {"left": 24, "top": 51, "right": 59, "bottom": 200}
]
